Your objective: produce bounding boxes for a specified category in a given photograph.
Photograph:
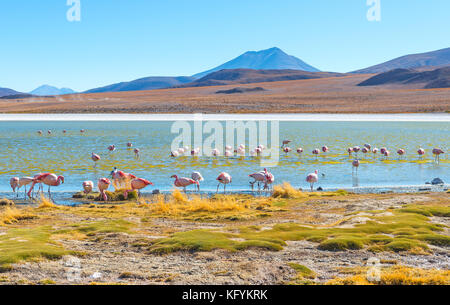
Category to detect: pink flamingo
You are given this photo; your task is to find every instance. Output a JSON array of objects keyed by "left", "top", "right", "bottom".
[
  {"left": 264, "top": 170, "right": 275, "bottom": 191},
  {"left": 296, "top": 148, "right": 303, "bottom": 156},
  {"left": 249, "top": 170, "right": 268, "bottom": 191},
  {"left": 171, "top": 150, "right": 179, "bottom": 158},
  {"left": 191, "top": 172, "right": 204, "bottom": 191},
  {"left": 383, "top": 150, "right": 390, "bottom": 159},
  {"left": 312, "top": 149, "right": 320, "bottom": 159},
  {"left": 127, "top": 142, "right": 133, "bottom": 148},
  {"left": 352, "top": 146, "right": 360, "bottom": 158},
  {"left": 171, "top": 175, "right": 199, "bottom": 192},
  {"left": 108, "top": 145, "right": 116, "bottom": 152},
  {"left": 98, "top": 178, "right": 111, "bottom": 201},
  {"left": 397, "top": 149, "right": 406, "bottom": 159},
  {"left": 110, "top": 168, "right": 136, "bottom": 189},
  {"left": 380, "top": 147, "right": 387, "bottom": 155},
  {"left": 347, "top": 147, "right": 353, "bottom": 156},
  {"left": 417, "top": 148, "right": 425, "bottom": 159},
  {"left": 125, "top": 178, "right": 153, "bottom": 199},
  {"left": 191, "top": 147, "right": 200, "bottom": 156},
  {"left": 352, "top": 159, "right": 360, "bottom": 174},
  {"left": 216, "top": 172, "right": 232, "bottom": 193},
  {"left": 432, "top": 148, "right": 444, "bottom": 163},
  {"left": 322, "top": 146, "right": 329, "bottom": 153},
  {"left": 17, "top": 177, "right": 35, "bottom": 198},
  {"left": 47, "top": 130, "right": 52, "bottom": 135},
  {"left": 372, "top": 148, "right": 378, "bottom": 157},
  {"left": 255, "top": 147, "right": 262, "bottom": 156},
  {"left": 80, "top": 129, "right": 86, "bottom": 133},
  {"left": 37, "top": 130, "right": 43, "bottom": 135},
  {"left": 364, "top": 144, "right": 371, "bottom": 150},
  {"left": 82, "top": 181, "right": 94, "bottom": 194},
  {"left": 283, "top": 147, "right": 291, "bottom": 155},
  {"left": 27, "top": 173, "right": 64, "bottom": 199},
  {"left": 91, "top": 152, "right": 101, "bottom": 167},
  {"left": 306, "top": 170, "right": 319, "bottom": 191},
  {"left": 362, "top": 147, "right": 369, "bottom": 155},
  {"left": 63, "top": 130, "right": 67, "bottom": 134},
  {"left": 10, "top": 177, "right": 19, "bottom": 196},
  {"left": 134, "top": 148, "right": 140, "bottom": 158},
  {"left": 211, "top": 148, "right": 220, "bottom": 157}
]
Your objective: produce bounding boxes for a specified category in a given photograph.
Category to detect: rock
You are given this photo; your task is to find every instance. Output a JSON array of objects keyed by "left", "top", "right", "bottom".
[
  {"left": 431, "top": 178, "right": 444, "bottom": 185},
  {"left": 152, "top": 189, "right": 161, "bottom": 194},
  {"left": 317, "top": 187, "right": 323, "bottom": 191},
  {"left": 0, "top": 198, "right": 14, "bottom": 206},
  {"left": 425, "top": 182, "right": 431, "bottom": 185}
]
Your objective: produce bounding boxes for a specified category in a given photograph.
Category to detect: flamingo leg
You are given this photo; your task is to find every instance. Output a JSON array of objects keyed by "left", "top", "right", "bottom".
[{"left": 216, "top": 184, "right": 220, "bottom": 193}]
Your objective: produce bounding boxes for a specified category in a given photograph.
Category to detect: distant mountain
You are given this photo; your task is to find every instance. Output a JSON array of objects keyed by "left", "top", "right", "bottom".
[
  {"left": 358, "top": 66, "right": 450, "bottom": 89},
  {"left": 30, "top": 85, "right": 76, "bottom": 96},
  {"left": 85, "top": 76, "right": 195, "bottom": 93},
  {"left": 179, "top": 69, "right": 343, "bottom": 88},
  {"left": 353, "top": 47, "right": 450, "bottom": 74},
  {"left": 193, "top": 47, "right": 320, "bottom": 79},
  {"left": 0, "top": 87, "right": 21, "bottom": 97}
]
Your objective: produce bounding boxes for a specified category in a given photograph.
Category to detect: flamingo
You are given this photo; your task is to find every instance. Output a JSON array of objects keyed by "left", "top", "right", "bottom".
[
  {"left": 91, "top": 152, "right": 101, "bottom": 167},
  {"left": 312, "top": 149, "right": 320, "bottom": 159},
  {"left": 347, "top": 147, "right": 353, "bottom": 156},
  {"left": 417, "top": 148, "right": 425, "bottom": 159},
  {"left": 211, "top": 148, "right": 220, "bottom": 157},
  {"left": 397, "top": 149, "right": 406, "bottom": 160},
  {"left": 352, "top": 159, "right": 360, "bottom": 174},
  {"left": 384, "top": 150, "right": 390, "bottom": 159},
  {"left": 432, "top": 148, "right": 444, "bottom": 163},
  {"left": 237, "top": 147, "right": 245, "bottom": 156},
  {"left": 110, "top": 168, "right": 136, "bottom": 189},
  {"left": 134, "top": 148, "right": 140, "bottom": 158},
  {"left": 127, "top": 142, "right": 133, "bottom": 148},
  {"left": 108, "top": 145, "right": 116, "bottom": 152},
  {"left": 296, "top": 148, "right": 303, "bottom": 156},
  {"left": 10, "top": 177, "right": 19, "bottom": 196},
  {"left": 191, "top": 147, "right": 200, "bottom": 156},
  {"left": 47, "top": 130, "right": 52, "bottom": 135},
  {"left": 225, "top": 145, "right": 233, "bottom": 151},
  {"left": 63, "top": 130, "right": 67, "bottom": 134},
  {"left": 362, "top": 147, "right": 369, "bottom": 155},
  {"left": 306, "top": 170, "right": 319, "bottom": 191},
  {"left": 281, "top": 140, "right": 291, "bottom": 148},
  {"left": 17, "top": 177, "right": 35, "bottom": 199},
  {"left": 352, "top": 146, "right": 360, "bottom": 158},
  {"left": 37, "top": 130, "right": 43, "bottom": 135},
  {"left": 177, "top": 147, "right": 185, "bottom": 155},
  {"left": 372, "top": 148, "right": 378, "bottom": 157},
  {"left": 257, "top": 144, "right": 265, "bottom": 150},
  {"left": 216, "top": 172, "right": 232, "bottom": 193},
  {"left": 125, "top": 178, "right": 153, "bottom": 199},
  {"left": 27, "top": 173, "right": 64, "bottom": 199},
  {"left": 283, "top": 147, "right": 291, "bottom": 155},
  {"left": 98, "top": 178, "right": 111, "bottom": 201},
  {"left": 171, "top": 151, "right": 179, "bottom": 158},
  {"left": 80, "top": 129, "right": 86, "bottom": 133},
  {"left": 255, "top": 147, "right": 262, "bottom": 156},
  {"left": 171, "top": 175, "right": 199, "bottom": 192},
  {"left": 364, "top": 144, "right": 371, "bottom": 150},
  {"left": 380, "top": 147, "right": 387, "bottom": 155},
  {"left": 264, "top": 170, "right": 275, "bottom": 191},
  {"left": 190, "top": 172, "right": 204, "bottom": 191},
  {"left": 225, "top": 150, "right": 233, "bottom": 157},
  {"left": 322, "top": 146, "right": 329, "bottom": 153},
  {"left": 82, "top": 181, "right": 94, "bottom": 194},
  {"left": 249, "top": 170, "right": 268, "bottom": 191}
]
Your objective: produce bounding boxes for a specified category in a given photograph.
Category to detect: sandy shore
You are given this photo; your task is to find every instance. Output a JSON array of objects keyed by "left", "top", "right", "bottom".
[{"left": 0, "top": 190, "right": 449, "bottom": 285}]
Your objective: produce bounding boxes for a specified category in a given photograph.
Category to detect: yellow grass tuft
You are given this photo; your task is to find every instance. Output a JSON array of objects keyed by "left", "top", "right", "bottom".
[
  {"left": 272, "top": 182, "right": 308, "bottom": 199},
  {"left": 0, "top": 207, "right": 36, "bottom": 225},
  {"left": 37, "top": 195, "right": 57, "bottom": 209}
]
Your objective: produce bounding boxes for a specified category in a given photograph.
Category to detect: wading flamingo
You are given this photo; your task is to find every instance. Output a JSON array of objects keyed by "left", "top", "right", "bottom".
[
  {"left": 364, "top": 144, "right": 371, "bottom": 150},
  {"left": 216, "top": 172, "right": 232, "bottom": 193},
  {"left": 397, "top": 149, "right": 406, "bottom": 160},
  {"left": 352, "top": 146, "right": 360, "bottom": 158},
  {"left": 312, "top": 149, "right": 320, "bottom": 159},
  {"left": 98, "top": 178, "right": 111, "bottom": 201},
  {"left": 125, "top": 178, "right": 153, "bottom": 199},
  {"left": 177, "top": 147, "right": 185, "bottom": 155},
  {"left": 249, "top": 170, "right": 267, "bottom": 192},
  {"left": 306, "top": 170, "right": 319, "bottom": 191},
  {"left": 10, "top": 177, "right": 19, "bottom": 196},
  {"left": 352, "top": 159, "right": 360, "bottom": 174},
  {"left": 63, "top": 130, "right": 67, "bottom": 134},
  {"left": 91, "top": 153, "right": 101, "bottom": 167},
  {"left": 134, "top": 148, "right": 140, "bottom": 158},
  {"left": 347, "top": 147, "right": 353, "bottom": 156},
  {"left": 372, "top": 148, "right": 378, "bottom": 158},
  {"left": 322, "top": 146, "right": 329, "bottom": 153},
  {"left": 108, "top": 145, "right": 116, "bottom": 152},
  {"left": 127, "top": 142, "right": 133, "bottom": 148},
  {"left": 296, "top": 148, "right": 303, "bottom": 156},
  {"left": 17, "top": 177, "right": 35, "bottom": 199},
  {"left": 191, "top": 148, "right": 200, "bottom": 156},
  {"left": 417, "top": 148, "right": 425, "bottom": 159},
  {"left": 264, "top": 170, "right": 275, "bottom": 191},
  {"left": 212, "top": 148, "right": 220, "bottom": 157},
  {"left": 80, "top": 129, "right": 86, "bottom": 133},
  {"left": 37, "top": 130, "right": 43, "bottom": 135},
  {"left": 283, "top": 147, "right": 292, "bottom": 155},
  {"left": 28, "top": 173, "right": 64, "bottom": 199},
  {"left": 255, "top": 147, "right": 262, "bottom": 156},
  {"left": 432, "top": 148, "right": 444, "bottom": 163},
  {"left": 191, "top": 172, "right": 204, "bottom": 191},
  {"left": 82, "top": 181, "right": 94, "bottom": 194},
  {"left": 380, "top": 147, "right": 387, "bottom": 155},
  {"left": 171, "top": 175, "right": 199, "bottom": 192},
  {"left": 47, "top": 130, "right": 52, "bottom": 135},
  {"left": 362, "top": 147, "right": 369, "bottom": 155},
  {"left": 383, "top": 150, "right": 390, "bottom": 159},
  {"left": 171, "top": 151, "right": 179, "bottom": 158},
  {"left": 110, "top": 168, "right": 136, "bottom": 189}
]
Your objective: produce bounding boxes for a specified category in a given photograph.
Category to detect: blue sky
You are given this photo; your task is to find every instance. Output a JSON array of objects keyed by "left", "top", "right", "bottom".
[{"left": 1, "top": 0, "right": 449, "bottom": 92}]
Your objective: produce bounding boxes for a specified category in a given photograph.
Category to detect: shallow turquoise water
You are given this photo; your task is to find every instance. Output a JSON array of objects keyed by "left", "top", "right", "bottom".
[{"left": 0, "top": 121, "right": 448, "bottom": 194}]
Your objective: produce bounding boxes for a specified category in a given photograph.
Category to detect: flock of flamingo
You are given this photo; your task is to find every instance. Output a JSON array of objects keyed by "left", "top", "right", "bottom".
[{"left": 7, "top": 130, "right": 447, "bottom": 202}]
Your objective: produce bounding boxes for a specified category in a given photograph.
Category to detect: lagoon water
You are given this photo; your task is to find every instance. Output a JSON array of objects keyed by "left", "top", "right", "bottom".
[{"left": 0, "top": 120, "right": 448, "bottom": 196}]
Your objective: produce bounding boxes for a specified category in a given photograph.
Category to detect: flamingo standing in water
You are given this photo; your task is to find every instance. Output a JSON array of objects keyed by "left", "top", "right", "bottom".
[
  {"left": 264, "top": 170, "right": 275, "bottom": 191},
  {"left": 216, "top": 172, "right": 232, "bottom": 193},
  {"left": 282, "top": 140, "right": 291, "bottom": 148},
  {"left": 347, "top": 147, "right": 353, "bottom": 156},
  {"left": 283, "top": 147, "right": 292, "bottom": 155},
  {"left": 110, "top": 168, "right": 136, "bottom": 189},
  {"left": 17, "top": 177, "right": 35, "bottom": 199},
  {"left": 191, "top": 172, "right": 204, "bottom": 191},
  {"left": 372, "top": 148, "right": 378, "bottom": 158},
  {"left": 82, "top": 181, "right": 94, "bottom": 194},
  {"left": 171, "top": 175, "right": 199, "bottom": 192},
  {"left": 432, "top": 148, "right": 444, "bottom": 163},
  {"left": 125, "top": 178, "right": 153, "bottom": 199},
  {"left": 37, "top": 130, "right": 43, "bottom": 135},
  {"left": 364, "top": 144, "right": 371, "bottom": 150},
  {"left": 191, "top": 148, "right": 200, "bottom": 156},
  {"left": 10, "top": 177, "right": 19, "bottom": 196},
  {"left": 91, "top": 153, "right": 101, "bottom": 167},
  {"left": 397, "top": 149, "right": 406, "bottom": 160},
  {"left": 127, "top": 142, "right": 133, "bottom": 148},
  {"left": 249, "top": 170, "right": 267, "bottom": 192},
  {"left": 171, "top": 151, "right": 179, "bottom": 158},
  {"left": 296, "top": 148, "right": 303, "bottom": 157},
  {"left": 312, "top": 149, "right": 320, "bottom": 159},
  {"left": 352, "top": 146, "right": 360, "bottom": 158},
  {"left": 134, "top": 148, "right": 140, "bottom": 158},
  {"left": 98, "top": 178, "right": 111, "bottom": 201},
  {"left": 27, "top": 173, "right": 64, "bottom": 199},
  {"left": 306, "top": 170, "right": 319, "bottom": 191},
  {"left": 362, "top": 147, "right": 369, "bottom": 156},
  {"left": 352, "top": 159, "right": 360, "bottom": 174},
  {"left": 417, "top": 148, "right": 425, "bottom": 159},
  {"left": 383, "top": 150, "right": 390, "bottom": 160},
  {"left": 108, "top": 145, "right": 116, "bottom": 152},
  {"left": 211, "top": 148, "right": 220, "bottom": 157},
  {"left": 380, "top": 147, "right": 387, "bottom": 155},
  {"left": 322, "top": 146, "right": 329, "bottom": 154}
]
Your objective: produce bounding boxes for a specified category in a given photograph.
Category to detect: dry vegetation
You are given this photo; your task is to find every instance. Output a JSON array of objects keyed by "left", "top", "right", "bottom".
[
  {"left": 1, "top": 75, "right": 449, "bottom": 113},
  {"left": 0, "top": 186, "right": 448, "bottom": 285}
]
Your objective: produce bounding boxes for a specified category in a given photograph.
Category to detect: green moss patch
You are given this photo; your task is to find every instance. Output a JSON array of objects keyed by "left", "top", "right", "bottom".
[{"left": 58, "top": 219, "right": 135, "bottom": 236}]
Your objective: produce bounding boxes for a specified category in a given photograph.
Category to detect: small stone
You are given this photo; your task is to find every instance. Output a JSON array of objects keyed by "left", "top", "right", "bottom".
[
  {"left": 317, "top": 187, "right": 323, "bottom": 191},
  {"left": 152, "top": 189, "right": 161, "bottom": 194},
  {"left": 431, "top": 178, "right": 444, "bottom": 185}
]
